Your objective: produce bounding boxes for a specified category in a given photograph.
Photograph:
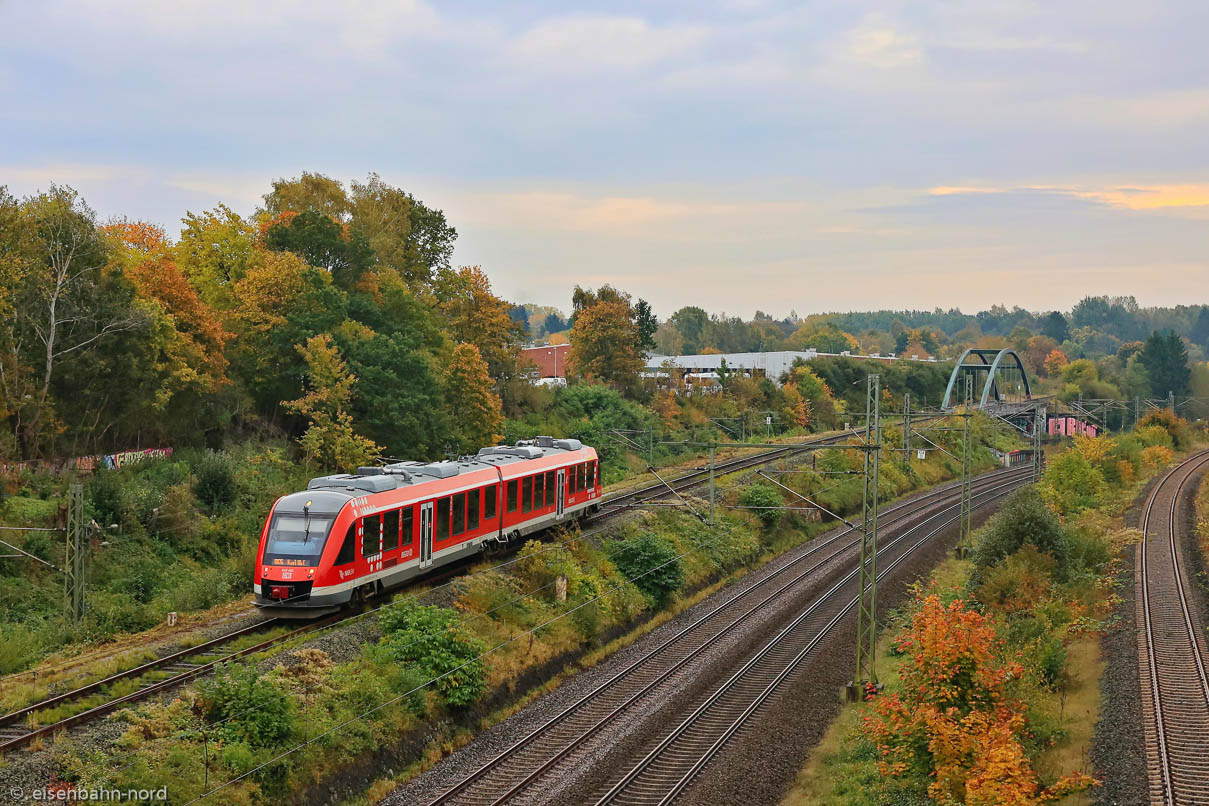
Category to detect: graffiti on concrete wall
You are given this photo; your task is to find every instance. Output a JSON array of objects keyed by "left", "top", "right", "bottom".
[{"left": 1, "top": 447, "right": 174, "bottom": 476}]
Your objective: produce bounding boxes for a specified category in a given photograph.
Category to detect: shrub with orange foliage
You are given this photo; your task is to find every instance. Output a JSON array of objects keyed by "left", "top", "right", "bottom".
[
  {"left": 1141, "top": 444, "right": 1174, "bottom": 469},
  {"left": 653, "top": 389, "right": 680, "bottom": 430},
  {"left": 864, "top": 594, "right": 1095, "bottom": 805},
  {"left": 1116, "top": 459, "right": 1136, "bottom": 486}
]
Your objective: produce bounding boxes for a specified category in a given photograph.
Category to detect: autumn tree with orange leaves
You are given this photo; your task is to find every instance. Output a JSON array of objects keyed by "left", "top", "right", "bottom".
[
  {"left": 864, "top": 594, "right": 1095, "bottom": 805},
  {"left": 444, "top": 343, "right": 504, "bottom": 453},
  {"left": 104, "top": 221, "right": 231, "bottom": 409},
  {"left": 439, "top": 265, "right": 524, "bottom": 382},
  {"left": 568, "top": 301, "right": 644, "bottom": 390}
]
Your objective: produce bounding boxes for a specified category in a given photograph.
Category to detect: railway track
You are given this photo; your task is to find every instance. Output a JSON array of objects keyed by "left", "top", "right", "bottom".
[
  {"left": 586, "top": 427, "right": 869, "bottom": 522},
  {"left": 1138, "top": 450, "right": 1209, "bottom": 806},
  {"left": 0, "top": 615, "right": 342, "bottom": 752},
  {"left": 0, "top": 426, "right": 892, "bottom": 756},
  {"left": 427, "top": 465, "right": 1032, "bottom": 806}
]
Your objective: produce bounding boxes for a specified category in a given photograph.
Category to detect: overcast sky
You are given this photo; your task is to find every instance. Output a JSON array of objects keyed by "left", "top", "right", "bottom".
[{"left": 3, "top": 0, "right": 1208, "bottom": 319}]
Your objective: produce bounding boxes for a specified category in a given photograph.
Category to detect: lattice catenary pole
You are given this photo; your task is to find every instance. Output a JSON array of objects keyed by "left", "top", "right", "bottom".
[
  {"left": 854, "top": 373, "right": 881, "bottom": 690},
  {"left": 65, "top": 483, "right": 85, "bottom": 625}
]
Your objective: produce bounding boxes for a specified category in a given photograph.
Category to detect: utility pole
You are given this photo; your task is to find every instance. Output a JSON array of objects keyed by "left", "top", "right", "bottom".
[
  {"left": 903, "top": 391, "right": 912, "bottom": 459},
  {"left": 853, "top": 374, "right": 881, "bottom": 692},
  {"left": 708, "top": 441, "right": 716, "bottom": 526},
  {"left": 959, "top": 376, "right": 973, "bottom": 547},
  {"left": 64, "top": 484, "right": 85, "bottom": 626},
  {"left": 1032, "top": 408, "right": 1043, "bottom": 482}
]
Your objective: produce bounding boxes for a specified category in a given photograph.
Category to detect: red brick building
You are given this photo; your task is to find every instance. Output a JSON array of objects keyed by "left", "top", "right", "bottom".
[{"left": 521, "top": 344, "right": 571, "bottom": 378}]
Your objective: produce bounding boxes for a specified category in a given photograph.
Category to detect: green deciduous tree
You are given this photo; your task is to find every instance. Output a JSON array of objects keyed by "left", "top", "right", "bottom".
[
  {"left": 668, "top": 306, "right": 708, "bottom": 354},
  {"left": 971, "top": 486, "right": 1072, "bottom": 584},
  {"left": 339, "top": 331, "right": 450, "bottom": 458},
  {"left": 263, "top": 171, "right": 350, "bottom": 220},
  {"left": 284, "top": 334, "right": 380, "bottom": 470},
  {"left": 4, "top": 186, "right": 145, "bottom": 456},
  {"left": 264, "top": 210, "right": 375, "bottom": 290},
  {"left": 174, "top": 204, "right": 259, "bottom": 310}
]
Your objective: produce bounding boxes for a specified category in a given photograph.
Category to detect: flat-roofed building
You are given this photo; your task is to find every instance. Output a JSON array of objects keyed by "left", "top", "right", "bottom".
[{"left": 644, "top": 350, "right": 819, "bottom": 389}]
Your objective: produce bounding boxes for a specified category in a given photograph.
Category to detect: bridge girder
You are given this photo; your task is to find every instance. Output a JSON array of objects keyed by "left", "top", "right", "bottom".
[{"left": 941, "top": 348, "right": 1033, "bottom": 411}]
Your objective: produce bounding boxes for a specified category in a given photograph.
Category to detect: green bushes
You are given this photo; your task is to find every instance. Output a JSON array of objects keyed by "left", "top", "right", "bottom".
[
  {"left": 194, "top": 450, "right": 237, "bottom": 514},
  {"left": 1039, "top": 449, "right": 1107, "bottom": 516},
  {"left": 970, "top": 487, "right": 1071, "bottom": 586},
  {"left": 740, "top": 482, "right": 784, "bottom": 528},
  {"left": 378, "top": 600, "right": 488, "bottom": 708},
  {"left": 606, "top": 532, "right": 684, "bottom": 606},
  {"left": 198, "top": 661, "right": 297, "bottom": 747}
]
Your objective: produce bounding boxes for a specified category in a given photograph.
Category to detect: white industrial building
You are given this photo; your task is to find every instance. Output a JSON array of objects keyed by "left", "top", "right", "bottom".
[{"left": 644, "top": 350, "right": 820, "bottom": 389}]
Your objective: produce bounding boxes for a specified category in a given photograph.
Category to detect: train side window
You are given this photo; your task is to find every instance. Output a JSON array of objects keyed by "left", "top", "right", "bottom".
[
  {"left": 544, "top": 471, "right": 556, "bottom": 506},
  {"left": 587, "top": 460, "right": 596, "bottom": 489},
  {"left": 400, "top": 506, "right": 414, "bottom": 546},
  {"left": 578, "top": 463, "right": 586, "bottom": 492},
  {"left": 362, "top": 515, "right": 381, "bottom": 557},
  {"left": 436, "top": 497, "right": 450, "bottom": 540},
  {"left": 335, "top": 524, "right": 356, "bottom": 565},
  {"left": 468, "top": 489, "right": 480, "bottom": 530},
  {"left": 383, "top": 509, "right": 399, "bottom": 551},
  {"left": 506, "top": 480, "right": 518, "bottom": 512},
  {"left": 522, "top": 475, "right": 533, "bottom": 513},
  {"left": 566, "top": 468, "right": 574, "bottom": 494},
  {"left": 533, "top": 473, "right": 544, "bottom": 509},
  {"left": 484, "top": 484, "right": 498, "bottom": 519},
  {"left": 453, "top": 492, "right": 466, "bottom": 536}
]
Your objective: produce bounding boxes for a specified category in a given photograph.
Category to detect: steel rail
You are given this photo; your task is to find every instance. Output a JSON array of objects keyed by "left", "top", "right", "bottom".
[
  {"left": 597, "top": 478, "right": 1026, "bottom": 805},
  {"left": 1139, "top": 450, "right": 1209, "bottom": 805},
  {"left": 0, "top": 614, "right": 343, "bottom": 753},
  {"left": 428, "top": 467, "right": 1029, "bottom": 806}
]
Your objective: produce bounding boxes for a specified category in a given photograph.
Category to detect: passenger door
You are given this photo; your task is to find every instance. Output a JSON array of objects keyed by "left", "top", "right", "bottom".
[
  {"left": 556, "top": 469, "right": 566, "bottom": 520},
  {"left": 420, "top": 502, "right": 434, "bottom": 568}
]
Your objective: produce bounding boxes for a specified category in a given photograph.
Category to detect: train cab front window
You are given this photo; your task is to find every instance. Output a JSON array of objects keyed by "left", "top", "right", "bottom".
[{"left": 263, "top": 513, "right": 335, "bottom": 566}]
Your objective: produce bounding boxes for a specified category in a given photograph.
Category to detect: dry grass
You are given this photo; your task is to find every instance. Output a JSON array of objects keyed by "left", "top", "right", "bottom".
[{"left": 1039, "top": 636, "right": 1103, "bottom": 806}]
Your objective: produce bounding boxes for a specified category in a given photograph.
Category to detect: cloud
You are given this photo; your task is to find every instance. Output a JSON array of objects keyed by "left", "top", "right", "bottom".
[
  {"left": 846, "top": 18, "right": 924, "bottom": 69},
  {"left": 511, "top": 15, "right": 707, "bottom": 73},
  {"left": 930, "top": 183, "right": 1209, "bottom": 211}
]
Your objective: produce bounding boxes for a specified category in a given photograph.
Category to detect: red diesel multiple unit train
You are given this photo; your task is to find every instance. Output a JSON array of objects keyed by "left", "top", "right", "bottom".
[{"left": 254, "top": 437, "right": 600, "bottom": 615}]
